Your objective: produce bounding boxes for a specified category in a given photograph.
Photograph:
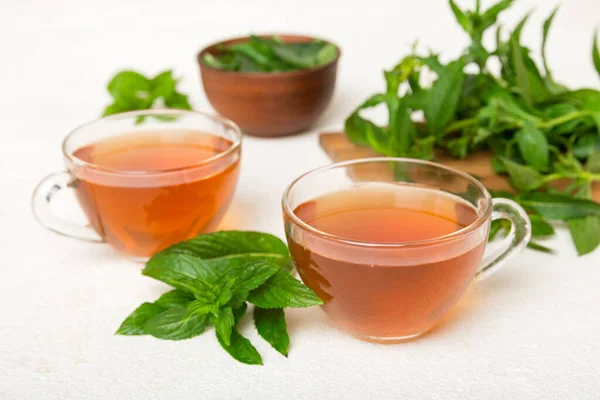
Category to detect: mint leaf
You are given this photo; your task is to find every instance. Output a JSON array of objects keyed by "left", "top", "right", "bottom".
[
  {"left": 527, "top": 241, "right": 555, "bottom": 254},
  {"left": 164, "top": 92, "right": 192, "bottom": 110},
  {"left": 530, "top": 215, "right": 555, "bottom": 237},
  {"left": 568, "top": 216, "right": 600, "bottom": 256},
  {"left": 150, "top": 70, "right": 176, "bottom": 99},
  {"left": 541, "top": 7, "right": 559, "bottom": 83},
  {"left": 155, "top": 290, "right": 195, "bottom": 309},
  {"left": 107, "top": 70, "right": 150, "bottom": 99},
  {"left": 566, "top": 184, "right": 600, "bottom": 255},
  {"left": 448, "top": 0, "right": 471, "bottom": 35},
  {"left": 216, "top": 302, "right": 261, "bottom": 365},
  {"left": 103, "top": 100, "right": 136, "bottom": 116},
  {"left": 225, "top": 260, "right": 280, "bottom": 307},
  {"left": 116, "top": 302, "right": 166, "bottom": 336},
  {"left": 143, "top": 253, "right": 224, "bottom": 292},
  {"left": 316, "top": 44, "right": 337, "bottom": 66},
  {"left": 144, "top": 307, "right": 210, "bottom": 341},
  {"left": 515, "top": 121, "right": 549, "bottom": 171},
  {"left": 107, "top": 70, "right": 152, "bottom": 110},
  {"left": 344, "top": 94, "right": 387, "bottom": 148},
  {"left": 501, "top": 158, "right": 545, "bottom": 191},
  {"left": 217, "top": 328, "right": 262, "bottom": 365},
  {"left": 520, "top": 192, "right": 600, "bottom": 220},
  {"left": 153, "top": 231, "right": 292, "bottom": 272},
  {"left": 212, "top": 307, "right": 235, "bottom": 346},
  {"left": 188, "top": 297, "right": 219, "bottom": 318},
  {"left": 425, "top": 59, "right": 465, "bottom": 135},
  {"left": 254, "top": 308, "right": 289, "bottom": 356},
  {"left": 248, "top": 270, "right": 323, "bottom": 309}
]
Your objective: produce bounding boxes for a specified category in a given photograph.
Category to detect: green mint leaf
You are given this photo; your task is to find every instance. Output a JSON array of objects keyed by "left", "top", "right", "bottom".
[
  {"left": 203, "top": 53, "right": 238, "bottom": 71},
  {"left": 543, "top": 103, "right": 580, "bottom": 135},
  {"left": 316, "top": 44, "right": 337, "bottom": 66},
  {"left": 520, "top": 192, "right": 600, "bottom": 220},
  {"left": 217, "top": 328, "right": 262, "bottom": 365},
  {"left": 150, "top": 70, "right": 176, "bottom": 99},
  {"left": 515, "top": 121, "right": 549, "bottom": 171},
  {"left": 107, "top": 70, "right": 150, "bottom": 98},
  {"left": 143, "top": 252, "right": 225, "bottom": 292},
  {"left": 509, "top": 13, "right": 533, "bottom": 105},
  {"left": 103, "top": 100, "right": 136, "bottom": 116},
  {"left": 568, "top": 216, "right": 600, "bottom": 256},
  {"left": 188, "top": 295, "right": 219, "bottom": 318},
  {"left": 481, "top": 0, "right": 514, "bottom": 30},
  {"left": 425, "top": 59, "right": 465, "bottom": 135},
  {"left": 530, "top": 215, "right": 555, "bottom": 237},
  {"left": 212, "top": 307, "right": 235, "bottom": 346},
  {"left": 152, "top": 231, "right": 292, "bottom": 272},
  {"left": 416, "top": 54, "right": 445, "bottom": 75},
  {"left": 390, "top": 98, "right": 417, "bottom": 155},
  {"left": 228, "top": 42, "right": 274, "bottom": 67},
  {"left": 593, "top": 30, "right": 600, "bottom": 79},
  {"left": 225, "top": 260, "right": 280, "bottom": 307},
  {"left": 527, "top": 241, "right": 555, "bottom": 254},
  {"left": 269, "top": 42, "right": 323, "bottom": 69},
  {"left": 345, "top": 94, "right": 387, "bottom": 147},
  {"left": 144, "top": 307, "right": 210, "bottom": 340},
  {"left": 562, "top": 89, "right": 600, "bottom": 132},
  {"left": 107, "top": 70, "right": 152, "bottom": 109},
  {"left": 233, "top": 302, "right": 248, "bottom": 323},
  {"left": 586, "top": 151, "right": 600, "bottom": 172},
  {"left": 155, "top": 289, "right": 196, "bottom": 309},
  {"left": 254, "top": 308, "right": 289, "bottom": 357},
  {"left": 143, "top": 231, "right": 292, "bottom": 293},
  {"left": 566, "top": 184, "right": 600, "bottom": 255},
  {"left": 116, "top": 302, "right": 166, "bottom": 336},
  {"left": 501, "top": 158, "right": 545, "bottom": 191},
  {"left": 448, "top": 0, "right": 472, "bottom": 35},
  {"left": 247, "top": 270, "right": 323, "bottom": 309},
  {"left": 541, "top": 7, "right": 559, "bottom": 83},
  {"left": 573, "top": 133, "right": 600, "bottom": 159},
  {"left": 216, "top": 278, "right": 237, "bottom": 306},
  {"left": 164, "top": 92, "right": 192, "bottom": 110},
  {"left": 512, "top": 11, "right": 531, "bottom": 43}
]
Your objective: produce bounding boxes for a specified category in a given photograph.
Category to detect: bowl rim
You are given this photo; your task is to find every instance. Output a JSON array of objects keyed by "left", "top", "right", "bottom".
[{"left": 196, "top": 33, "right": 341, "bottom": 78}]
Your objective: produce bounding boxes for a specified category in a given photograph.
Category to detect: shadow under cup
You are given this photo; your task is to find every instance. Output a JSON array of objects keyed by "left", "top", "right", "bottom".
[
  {"left": 282, "top": 158, "right": 531, "bottom": 342},
  {"left": 32, "top": 110, "right": 242, "bottom": 260}
]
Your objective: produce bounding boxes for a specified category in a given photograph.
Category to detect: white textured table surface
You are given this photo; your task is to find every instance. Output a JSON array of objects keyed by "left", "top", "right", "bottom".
[{"left": 2, "top": 0, "right": 600, "bottom": 399}]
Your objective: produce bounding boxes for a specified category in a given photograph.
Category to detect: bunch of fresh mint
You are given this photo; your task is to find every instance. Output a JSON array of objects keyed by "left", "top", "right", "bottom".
[
  {"left": 345, "top": 0, "right": 600, "bottom": 255},
  {"left": 116, "top": 231, "right": 323, "bottom": 365},
  {"left": 103, "top": 70, "right": 192, "bottom": 123}
]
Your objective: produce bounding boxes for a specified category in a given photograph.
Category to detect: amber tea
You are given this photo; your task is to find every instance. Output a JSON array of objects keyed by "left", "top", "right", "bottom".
[
  {"left": 287, "top": 184, "right": 489, "bottom": 340},
  {"left": 71, "top": 131, "right": 240, "bottom": 258}
]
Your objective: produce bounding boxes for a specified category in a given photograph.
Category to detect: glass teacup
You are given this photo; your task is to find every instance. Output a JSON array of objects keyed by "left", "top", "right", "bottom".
[
  {"left": 282, "top": 157, "right": 531, "bottom": 342},
  {"left": 32, "top": 109, "right": 242, "bottom": 260}
]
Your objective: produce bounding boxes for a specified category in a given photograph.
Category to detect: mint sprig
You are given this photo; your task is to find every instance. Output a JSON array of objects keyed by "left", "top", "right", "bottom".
[
  {"left": 116, "top": 231, "right": 323, "bottom": 365},
  {"left": 103, "top": 69, "right": 192, "bottom": 122}
]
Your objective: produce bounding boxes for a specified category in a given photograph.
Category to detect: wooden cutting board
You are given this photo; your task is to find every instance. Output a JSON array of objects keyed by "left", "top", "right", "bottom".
[{"left": 319, "top": 131, "right": 600, "bottom": 201}]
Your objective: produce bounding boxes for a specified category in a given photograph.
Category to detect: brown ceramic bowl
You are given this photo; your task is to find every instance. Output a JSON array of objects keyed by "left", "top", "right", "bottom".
[{"left": 197, "top": 34, "right": 340, "bottom": 137}]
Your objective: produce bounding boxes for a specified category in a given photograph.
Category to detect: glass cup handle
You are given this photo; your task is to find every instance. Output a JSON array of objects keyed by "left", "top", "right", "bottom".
[
  {"left": 476, "top": 198, "right": 532, "bottom": 280},
  {"left": 31, "top": 171, "right": 104, "bottom": 242}
]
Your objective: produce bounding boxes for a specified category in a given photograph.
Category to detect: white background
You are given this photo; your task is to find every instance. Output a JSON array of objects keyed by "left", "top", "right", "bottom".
[{"left": 1, "top": 0, "right": 600, "bottom": 399}]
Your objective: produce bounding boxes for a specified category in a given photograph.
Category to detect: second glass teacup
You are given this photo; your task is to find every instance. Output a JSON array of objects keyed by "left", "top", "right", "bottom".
[{"left": 282, "top": 157, "right": 531, "bottom": 342}]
